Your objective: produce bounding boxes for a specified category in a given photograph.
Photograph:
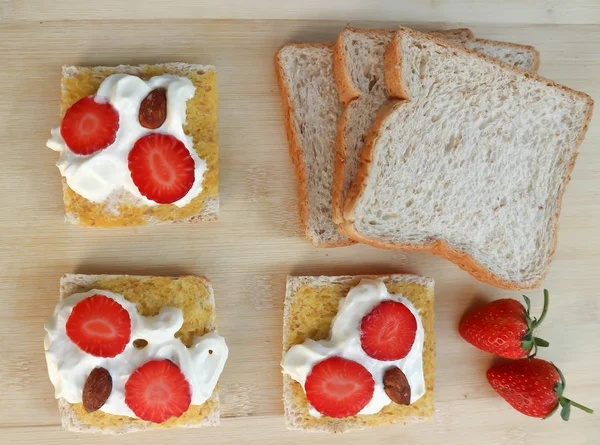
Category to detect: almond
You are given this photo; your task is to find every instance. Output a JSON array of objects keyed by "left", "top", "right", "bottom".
[
  {"left": 383, "top": 367, "right": 411, "bottom": 405},
  {"left": 82, "top": 367, "right": 112, "bottom": 413},
  {"left": 139, "top": 88, "right": 167, "bottom": 129}
]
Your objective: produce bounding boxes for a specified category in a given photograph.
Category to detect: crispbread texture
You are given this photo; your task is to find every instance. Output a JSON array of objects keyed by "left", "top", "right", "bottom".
[
  {"left": 55, "top": 274, "right": 220, "bottom": 434},
  {"left": 57, "top": 63, "right": 219, "bottom": 227},
  {"left": 343, "top": 28, "right": 594, "bottom": 289},
  {"left": 282, "top": 274, "right": 435, "bottom": 433},
  {"left": 275, "top": 44, "right": 355, "bottom": 247},
  {"left": 332, "top": 28, "right": 540, "bottom": 225}
]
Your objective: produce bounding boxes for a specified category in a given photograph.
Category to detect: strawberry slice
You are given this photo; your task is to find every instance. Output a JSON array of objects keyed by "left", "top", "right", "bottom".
[
  {"left": 66, "top": 294, "right": 131, "bottom": 358},
  {"left": 60, "top": 96, "right": 119, "bottom": 155},
  {"left": 128, "top": 133, "right": 195, "bottom": 204},
  {"left": 304, "top": 357, "right": 374, "bottom": 418},
  {"left": 360, "top": 300, "right": 417, "bottom": 361},
  {"left": 125, "top": 360, "right": 192, "bottom": 423}
]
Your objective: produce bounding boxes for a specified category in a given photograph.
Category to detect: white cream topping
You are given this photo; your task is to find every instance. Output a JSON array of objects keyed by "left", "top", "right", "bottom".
[
  {"left": 44, "top": 290, "right": 228, "bottom": 418},
  {"left": 281, "top": 279, "right": 425, "bottom": 417},
  {"left": 47, "top": 74, "right": 207, "bottom": 207}
]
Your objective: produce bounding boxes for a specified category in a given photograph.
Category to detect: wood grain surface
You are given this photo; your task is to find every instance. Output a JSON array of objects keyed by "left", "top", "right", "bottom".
[{"left": 0, "top": 7, "right": 599, "bottom": 445}]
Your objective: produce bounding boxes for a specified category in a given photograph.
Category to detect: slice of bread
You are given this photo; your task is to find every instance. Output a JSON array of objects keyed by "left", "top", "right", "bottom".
[
  {"left": 54, "top": 274, "right": 221, "bottom": 434},
  {"left": 275, "top": 44, "right": 355, "bottom": 247},
  {"left": 342, "top": 28, "right": 594, "bottom": 289},
  {"left": 56, "top": 63, "right": 219, "bottom": 227},
  {"left": 274, "top": 31, "right": 466, "bottom": 247},
  {"left": 332, "top": 27, "right": 540, "bottom": 225},
  {"left": 282, "top": 274, "right": 435, "bottom": 433}
]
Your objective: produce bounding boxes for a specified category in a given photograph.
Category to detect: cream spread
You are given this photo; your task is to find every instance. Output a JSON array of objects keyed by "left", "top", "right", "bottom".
[
  {"left": 47, "top": 74, "right": 206, "bottom": 207},
  {"left": 281, "top": 279, "right": 425, "bottom": 416},
  {"left": 44, "top": 290, "right": 227, "bottom": 418}
]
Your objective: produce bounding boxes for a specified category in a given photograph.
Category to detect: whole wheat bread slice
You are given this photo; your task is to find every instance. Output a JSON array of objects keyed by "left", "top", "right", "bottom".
[
  {"left": 55, "top": 64, "right": 219, "bottom": 227},
  {"left": 282, "top": 274, "right": 435, "bottom": 433},
  {"left": 341, "top": 28, "right": 593, "bottom": 289},
  {"left": 53, "top": 274, "right": 220, "bottom": 434},
  {"left": 332, "top": 27, "right": 540, "bottom": 225},
  {"left": 274, "top": 30, "right": 472, "bottom": 247}
]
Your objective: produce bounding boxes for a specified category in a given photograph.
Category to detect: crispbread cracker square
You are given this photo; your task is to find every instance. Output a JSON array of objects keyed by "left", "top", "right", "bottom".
[
  {"left": 54, "top": 274, "right": 221, "bottom": 434},
  {"left": 56, "top": 63, "right": 218, "bottom": 227},
  {"left": 282, "top": 274, "right": 435, "bottom": 433}
]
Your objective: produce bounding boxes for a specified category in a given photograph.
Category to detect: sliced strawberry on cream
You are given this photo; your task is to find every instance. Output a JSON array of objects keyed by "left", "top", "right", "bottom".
[
  {"left": 66, "top": 294, "right": 131, "bottom": 358},
  {"left": 60, "top": 96, "right": 119, "bottom": 155},
  {"left": 128, "top": 133, "right": 195, "bottom": 204},
  {"left": 360, "top": 300, "right": 417, "bottom": 361},
  {"left": 125, "top": 360, "right": 192, "bottom": 423},
  {"left": 305, "top": 357, "right": 374, "bottom": 418}
]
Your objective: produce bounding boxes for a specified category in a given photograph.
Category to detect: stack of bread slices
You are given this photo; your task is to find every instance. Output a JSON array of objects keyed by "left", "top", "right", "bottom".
[{"left": 275, "top": 26, "right": 593, "bottom": 290}]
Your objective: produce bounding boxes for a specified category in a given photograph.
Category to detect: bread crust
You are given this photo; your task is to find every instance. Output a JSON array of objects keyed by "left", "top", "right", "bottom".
[
  {"left": 275, "top": 43, "right": 355, "bottom": 247},
  {"left": 54, "top": 274, "right": 220, "bottom": 434},
  {"left": 343, "top": 27, "right": 594, "bottom": 290}
]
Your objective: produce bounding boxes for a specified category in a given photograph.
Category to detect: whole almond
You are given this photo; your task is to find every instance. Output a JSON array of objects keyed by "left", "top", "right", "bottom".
[
  {"left": 82, "top": 367, "right": 112, "bottom": 413},
  {"left": 139, "top": 88, "right": 167, "bottom": 129},
  {"left": 383, "top": 367, "right": 411, "bottom": 405}
]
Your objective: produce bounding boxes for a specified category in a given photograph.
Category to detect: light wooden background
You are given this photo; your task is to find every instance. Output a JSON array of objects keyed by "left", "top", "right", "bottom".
[{"left": 1, "top": 1, "right": 599, "bottom": 444}]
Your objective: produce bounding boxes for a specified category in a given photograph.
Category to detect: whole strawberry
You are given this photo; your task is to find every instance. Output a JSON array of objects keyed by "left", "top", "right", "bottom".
[
  {"left": 459, "top": 290, "right": 549, "bottom": 359},
  {"left": 487, "top": 358, "right": 593, "bottom": 420}
]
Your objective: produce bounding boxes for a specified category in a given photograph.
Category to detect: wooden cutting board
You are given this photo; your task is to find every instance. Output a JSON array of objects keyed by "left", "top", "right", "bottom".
[{"left": 0, "top": 4, "right": 599, "bottom": 444}]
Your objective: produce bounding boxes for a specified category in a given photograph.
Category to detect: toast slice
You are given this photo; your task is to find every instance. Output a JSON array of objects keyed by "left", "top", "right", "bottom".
[
  {"left": 332, "top": 27, "right": 540, "bottom": 224},
  {"left": 53, "top": 63, "right": 218, "bottom": 227},
  {"left": 275, "top": 30, "right": 470, "bottom": 247},
  {"left": 51, "top": 274, "right": 221, "bottom": 434},
  {"left": 282, "top": 274, "right": 435, "bottom": 433},
  {"left": 342, "top": 28, "right": 593, "bottom": 289}
]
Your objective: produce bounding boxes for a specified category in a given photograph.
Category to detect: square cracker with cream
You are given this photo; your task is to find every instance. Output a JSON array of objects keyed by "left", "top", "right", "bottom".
[
  {"left": 55, "top": 63, "right": 218, "bottom": 227},
  {"left": 54, "top": 274, "right": 221, "bottom": 434},
  {"left": 282, "top": 274, "right": 435, "bottom": 433}
]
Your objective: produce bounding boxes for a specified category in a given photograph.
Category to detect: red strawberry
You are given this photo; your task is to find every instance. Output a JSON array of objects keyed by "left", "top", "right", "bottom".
[
  {"left": 360, "top": 300, "right": 417, "bottom": 361},
  {"left": 66, "top": 294, "right": 131, "bottom": 358},
  {"left": 459, "top": 290, "right": 550, "bottom": 359},
  {"left": 60, "top": 96, "right": 119, "bottom": 155},
  {"left": 125, "top": 360, "right": 192, "bottom": 423},
  {"left": 128, "top": 133, "right": 195, "bottom": 204},
  {"left": 305, "top": 357, "right": 374, "bottom": 418},
  {"left": 487, "top": 358, "right": 593, "bottom": 420}
]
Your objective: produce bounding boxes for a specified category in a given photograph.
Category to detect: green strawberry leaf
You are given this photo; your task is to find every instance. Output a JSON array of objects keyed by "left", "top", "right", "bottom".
[
  {"left": 561, "top": 401, "right": 571, "bottom": 421},
  {"left": 534, "top": 337, "right": 550, "bottom": 347}
]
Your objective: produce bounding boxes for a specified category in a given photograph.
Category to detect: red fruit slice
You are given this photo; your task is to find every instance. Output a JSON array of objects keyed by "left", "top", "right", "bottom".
[
  {"left": 360, "top": 300, "right": 417, "bottom": 361},
  {"left": 60, "top": 96, "right": 119, "bottom": 155},
  {"left": 305, "top": 357, "right": 374, "bottom": 418},
  {"left": 128, "top": 133, "right": 195, "bottom": 204},
  {"left": 66, "top": 294, "right": 131, "bottom": 358},
  {"left": 125, "top": 360, "right": 192, "bottom": 423}
]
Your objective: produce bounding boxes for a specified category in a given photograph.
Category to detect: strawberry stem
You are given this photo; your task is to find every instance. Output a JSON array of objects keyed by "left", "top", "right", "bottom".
[
  {"left": 523, "top": 290, "right": 550, "bottom": 357},
  {"left": 531, "top": 289, "right": 549, "bottom": 329},
  {"left": 550, "top": 363, "right": 594, "bottom": 421},
  {"left": 569, "top": 400, "right": 594, "bottom": 414}
]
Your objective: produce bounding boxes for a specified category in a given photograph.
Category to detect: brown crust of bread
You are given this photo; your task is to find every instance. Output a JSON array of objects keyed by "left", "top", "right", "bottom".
[
  {"left": 343, "top": 27, "right": 594, "bottom": 290},
  {"left": 331, "top": 105, "right": 352, "bottom": 225},
  {"left": 275, "top": 43, "right": 355, "bottom": 248}
]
